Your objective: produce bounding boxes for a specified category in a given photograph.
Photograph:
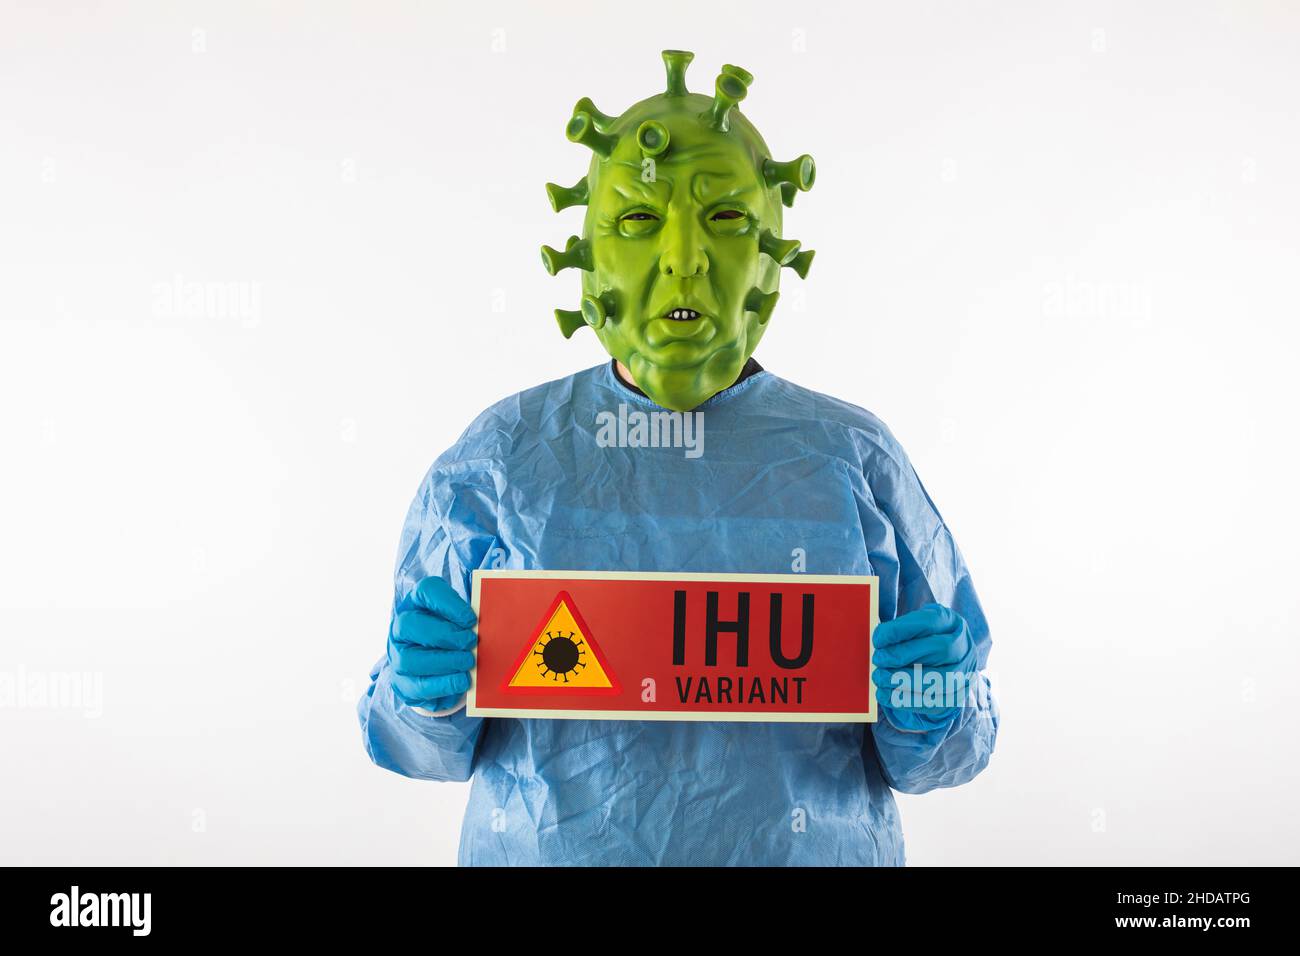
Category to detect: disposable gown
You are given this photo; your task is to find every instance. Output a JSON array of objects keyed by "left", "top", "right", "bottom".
[{"left": 358, "top": 361, "right": 998, "bottom": 865}]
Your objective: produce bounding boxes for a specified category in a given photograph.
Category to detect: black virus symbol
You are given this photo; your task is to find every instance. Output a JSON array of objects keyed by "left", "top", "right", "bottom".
[{"left": 534, "top": 630, "right": 588, "bottom": 682}]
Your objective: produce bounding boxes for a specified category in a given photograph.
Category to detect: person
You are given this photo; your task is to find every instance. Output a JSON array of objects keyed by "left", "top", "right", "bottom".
[{"left": 358, "top": 50, "right": 998, "bottom": 865}]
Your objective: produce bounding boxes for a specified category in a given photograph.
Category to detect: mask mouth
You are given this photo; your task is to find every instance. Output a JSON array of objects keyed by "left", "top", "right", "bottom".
[{"left": 663, "top": 307, "right": 703, "bottom": 321}]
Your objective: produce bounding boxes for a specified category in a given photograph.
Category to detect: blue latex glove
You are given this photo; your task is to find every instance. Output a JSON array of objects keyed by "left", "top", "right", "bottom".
[
  {"left": 872, "top": 603, "right": 978, "bottom": 732},
  {"left": 388, "top": 576, "right": 478, "bottom": 712}
]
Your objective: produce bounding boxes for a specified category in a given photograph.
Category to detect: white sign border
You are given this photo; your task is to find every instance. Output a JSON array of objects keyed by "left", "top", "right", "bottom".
[{"left": 467, "top": 569, "right": 879, "bottom": 723}]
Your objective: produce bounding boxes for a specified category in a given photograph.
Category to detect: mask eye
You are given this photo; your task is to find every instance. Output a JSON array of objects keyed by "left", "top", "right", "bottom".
[
  {"left": 705, "top": 206, "right": 751, "bottom": 236},
  {"left": 618, "top": 209, "right": 662, "bottom": 237}
]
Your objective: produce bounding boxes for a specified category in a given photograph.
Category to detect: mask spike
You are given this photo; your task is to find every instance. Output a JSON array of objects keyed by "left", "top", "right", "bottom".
[
  {"left": 758, "top": 228, "right": 800, "bottom": 266},
  {"left": 779, "top": 183, "right": 798, "bottom": 207},
  {"left": 554, "top": 308, "right": 586, "bottom": 339},
  {"left": 744, "top": 288, "right": 780, "bottom": 326},
  {"left": 787, "top": 249, "right": 815, "bottom": 279},
  {"left": 545, "top": 176, "right": 589, "bottom": 212},
  {"left": 721, "top": 64, "right": 754, "bottom": 85},
  {"left": 662, "top": 49, "right": 694, "bottom": 96},
  {"left": 573, "top": 97, "right": 616, "bottom": 129},
  {"left": 566, "top": 110, "right": 618, "bottom": 158},
  {"left": 763, "top": 155, "right": 816, "bottom": 196},
  {"left": 636, "top": 120, "right": 670, "bottom": 158},
  {"left": 540, "top": 235, "right": 593, "bottom": 275},
  {"left": 703, "top": 66, "right": 751, "bottom": 132},
  {"left": 581, "top": 292, "right": 616, "bottom": 330}
]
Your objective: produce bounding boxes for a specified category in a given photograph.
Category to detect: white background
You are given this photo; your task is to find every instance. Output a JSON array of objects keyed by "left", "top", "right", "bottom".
[{"left": 2, "top": 1, "right": 1298, "bottom": 865}]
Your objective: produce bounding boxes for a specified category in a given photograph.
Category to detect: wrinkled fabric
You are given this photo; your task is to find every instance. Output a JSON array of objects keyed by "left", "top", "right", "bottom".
[{"left": 357, "top": 362, "right": 998, "bottom": 865}]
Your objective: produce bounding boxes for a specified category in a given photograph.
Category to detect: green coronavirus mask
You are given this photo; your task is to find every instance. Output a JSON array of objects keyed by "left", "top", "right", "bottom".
[{"left": 542, "top": 50, "right": 816, "bottom": 412}]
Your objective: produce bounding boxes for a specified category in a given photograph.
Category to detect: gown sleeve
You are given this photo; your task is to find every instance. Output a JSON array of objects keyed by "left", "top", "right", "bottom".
[
  {"left": 860, "top": 430, "right": 1000, "bottom": 794},
  {"left": 357, "top": 456, "right": 501, "bottom": 782}
]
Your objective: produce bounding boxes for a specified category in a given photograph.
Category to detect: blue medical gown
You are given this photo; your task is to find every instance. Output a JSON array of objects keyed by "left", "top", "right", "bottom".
[{"left": 358, "top": 362, "right": 998, "bottom": 865}]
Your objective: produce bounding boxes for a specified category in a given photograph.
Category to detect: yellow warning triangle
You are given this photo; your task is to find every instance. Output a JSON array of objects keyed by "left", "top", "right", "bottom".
[{"left": 505, "top": 591, "right": 618, "bottom": 691}]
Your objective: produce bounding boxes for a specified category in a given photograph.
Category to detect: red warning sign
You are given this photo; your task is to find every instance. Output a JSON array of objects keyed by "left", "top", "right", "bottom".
[
  {"left": 502, "top": 591, "right": 620, "bottom": 694},
  {"left": 468, "top": 570, "right": 878, "bottom": 722}
]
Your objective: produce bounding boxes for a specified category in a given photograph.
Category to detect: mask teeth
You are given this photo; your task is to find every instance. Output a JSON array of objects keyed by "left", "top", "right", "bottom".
[
  {"left": 763, "top": 155, "right": 817, "bottom": 198},
  {"left": 566, "top": 110, "right": 617, "bottom": 158},
  {"left": 540, "top": 235, "right": 593, "bottom": 275},
  {"left": 636, "top": 120, "right": 670, "bottom": 158},
  {"left": 744, "top": 288, "right": 780, "bottom": 325},
  {"left": 573, "top": 97, "right": 616, "bottom": 129},
  {"left": 545, "top": 176, "right": 589, "bottom": 212},
  {"left": 662, "top": 49, "right": 694, "bottom": 96},
  {"left": 703, "top": 65, "right": 751, "bottom": 132},
  {"left": 758, "top": 228, "right": 801, "bottom": 266},
  {"left": 581, "top": 292, "right": 616, "bottom": 330},
  {"left": 787, "top": 249, "right": 815, "bottom": 279},
  {"left": 554, "top": 308, "right": 586, "bottom": 339}
]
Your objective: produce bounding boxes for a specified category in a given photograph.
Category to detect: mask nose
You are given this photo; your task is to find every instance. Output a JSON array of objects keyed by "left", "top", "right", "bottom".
[{"left": 659, "top": 217, "right": 709, "bottom": 278}]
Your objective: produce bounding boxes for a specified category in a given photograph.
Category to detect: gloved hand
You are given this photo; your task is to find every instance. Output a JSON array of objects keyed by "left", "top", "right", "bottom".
[
  {"left": 388, "top": 576, "right": 478, "bottom": 712},
  {"left": 871, "top": 603, "right": 978, "bottom": 732}
]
